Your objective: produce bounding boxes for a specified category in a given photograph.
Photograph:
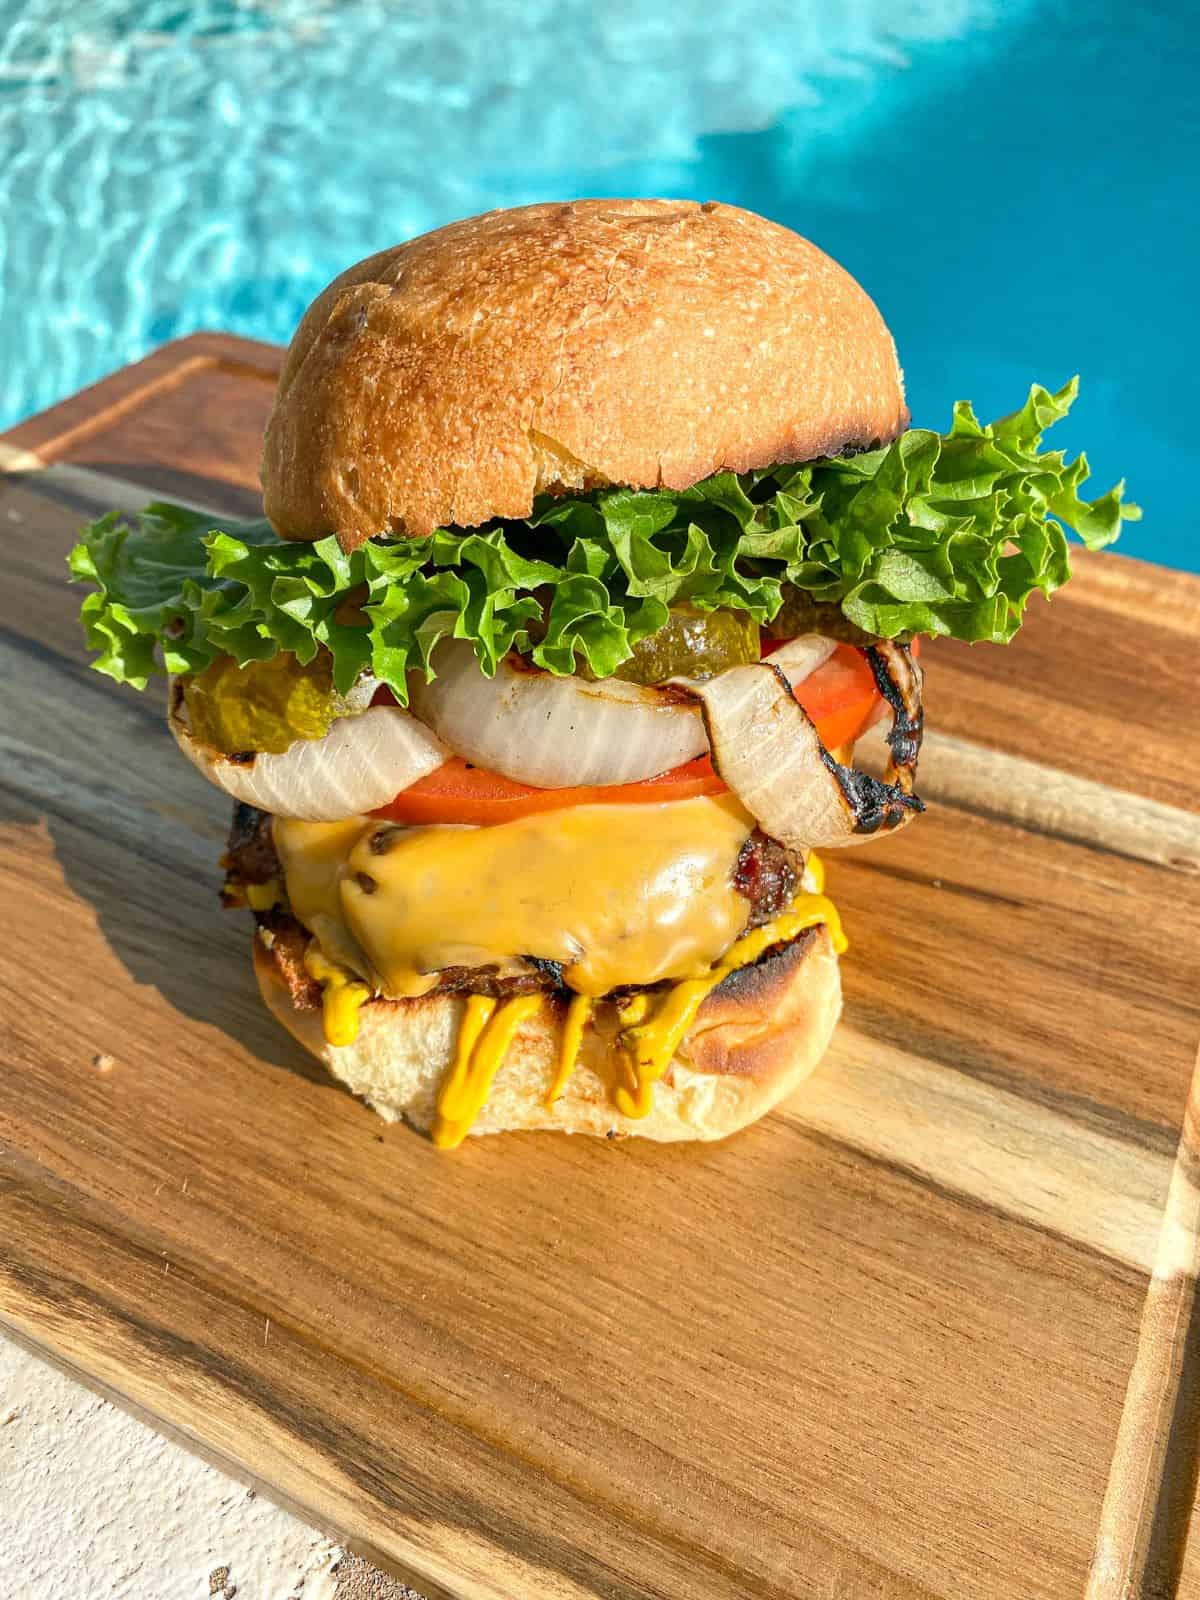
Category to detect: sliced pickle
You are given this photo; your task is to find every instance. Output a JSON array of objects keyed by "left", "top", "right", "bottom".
[
  {"left": 182, "top": 652, "right": 340, "bottom": 754},
  {"left": 612, "top": 606, "right": 760, "bottom": 685},
  {"left": 766, "top": 588, "right": 883, "bottom": 647}
]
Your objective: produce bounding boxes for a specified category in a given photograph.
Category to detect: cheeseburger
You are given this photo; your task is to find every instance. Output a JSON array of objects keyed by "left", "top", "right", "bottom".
[{"left": 71, "top": 200, "right": 1136, "bottom": 1148}]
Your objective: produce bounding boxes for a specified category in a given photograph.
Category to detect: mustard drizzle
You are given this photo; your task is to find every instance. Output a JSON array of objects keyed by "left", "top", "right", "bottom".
[
  {"left": 546, "top": 993, "right": 593, "bottom": 1107},
  {"left": 303, "top": 944, "right": 371, "bottom": 1048},
  {"left": 245, "top": 878, "right": 281, "bottom": 911},
  {"left": 432, "top": 994, "right": 543, "bottom": 1149},
  {"left": 615, "top": 880, "right": 846, "bottom": 1119}
]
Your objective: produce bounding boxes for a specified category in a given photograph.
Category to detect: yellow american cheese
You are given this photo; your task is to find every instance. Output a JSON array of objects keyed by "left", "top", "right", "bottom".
[{"left": 274, "top": 798, "right": 754, "bottom": 1000}]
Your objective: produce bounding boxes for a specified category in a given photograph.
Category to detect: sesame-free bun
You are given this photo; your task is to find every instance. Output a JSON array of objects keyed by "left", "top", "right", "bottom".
[
  {"left": 261, "top": 200, "right": 907, "bottom": 551},
  {"left": 253, "top": 926, "right": 842, "bottom": 1143}
]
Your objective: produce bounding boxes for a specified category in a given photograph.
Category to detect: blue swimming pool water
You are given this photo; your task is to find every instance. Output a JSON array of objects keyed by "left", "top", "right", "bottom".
[{"left": 1, "top": 1, "right": 1196, "bottom": 567}]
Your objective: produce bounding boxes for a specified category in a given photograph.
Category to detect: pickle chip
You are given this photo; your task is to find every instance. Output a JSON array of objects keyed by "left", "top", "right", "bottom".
[
  {"left": 612, "top": 606, "right": 760, "bottom": 685},
  {"left": 766, "top": 588, "right": 886, "bottom": 647},
  {"left": 182, "top": 652, "right": 339, "bottom": 754}
]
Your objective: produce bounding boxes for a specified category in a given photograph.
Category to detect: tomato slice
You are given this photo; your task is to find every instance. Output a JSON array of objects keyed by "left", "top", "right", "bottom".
[
  {"left": 373, "top": 754, "right": 725, "bottom": 826},
  {"left": 781, "top": 639, "right": 883, "bottom": 752},
  {"left": 374, "top": 643, "right": 903, "bottom": 826}
]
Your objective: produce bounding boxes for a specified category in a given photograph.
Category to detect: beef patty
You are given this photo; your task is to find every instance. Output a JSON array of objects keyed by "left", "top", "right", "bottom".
[{"left": 227, "top": 803, "right": 808, "bottom": 1010}]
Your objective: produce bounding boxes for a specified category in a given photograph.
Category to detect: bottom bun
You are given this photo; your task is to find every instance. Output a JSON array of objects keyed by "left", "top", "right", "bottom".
[{"left": 253, "top": 928, "right": 842, "bottom": 1143}]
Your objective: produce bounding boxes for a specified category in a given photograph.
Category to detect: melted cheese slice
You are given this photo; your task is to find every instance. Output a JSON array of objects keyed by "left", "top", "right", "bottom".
[
  {"left": 274, "top": 797, "right": 754, "bottom": 1000},
  {"left": 273, "top": 816, "right": 373, "bottom": 976}
]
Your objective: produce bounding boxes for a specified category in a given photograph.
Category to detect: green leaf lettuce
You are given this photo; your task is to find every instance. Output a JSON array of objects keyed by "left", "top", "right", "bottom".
[{"left": 68, "top": 379, "right": 1139, "bottom": 700}]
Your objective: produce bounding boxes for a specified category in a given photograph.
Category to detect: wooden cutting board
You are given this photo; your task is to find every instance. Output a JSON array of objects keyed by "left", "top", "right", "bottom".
[{"left": 3, "top": 335, "right": 1199, "bottom": 1600}]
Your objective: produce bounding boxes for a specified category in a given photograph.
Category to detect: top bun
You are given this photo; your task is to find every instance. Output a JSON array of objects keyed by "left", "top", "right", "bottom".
[{"left": 261, "top": 200, "right": 907, "bottom": 551}]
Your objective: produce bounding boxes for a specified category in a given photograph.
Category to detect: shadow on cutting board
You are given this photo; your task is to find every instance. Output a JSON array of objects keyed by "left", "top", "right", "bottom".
[
  {"left": 0, "top": 787, "right": 342, "bottom": 1098},
  {"left": 0, "top": 460, "right": 367, "bottom": 1108}
]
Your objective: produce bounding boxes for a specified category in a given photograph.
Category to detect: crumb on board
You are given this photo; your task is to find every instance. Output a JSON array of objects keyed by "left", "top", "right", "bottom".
[{"left": 92, "top": 1052, "right": 115, "bottom": 1073}]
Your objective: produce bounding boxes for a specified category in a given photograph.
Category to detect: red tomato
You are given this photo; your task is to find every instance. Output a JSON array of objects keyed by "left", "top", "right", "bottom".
[
  {"left": 373, "top": 754, "right": 726, "bottom": 826},
  {"left": 373, "top": 642, "right": 902, "bottom": 826},
  {"left": 780, "top": 639, "right": 884, "bottom": 752}
]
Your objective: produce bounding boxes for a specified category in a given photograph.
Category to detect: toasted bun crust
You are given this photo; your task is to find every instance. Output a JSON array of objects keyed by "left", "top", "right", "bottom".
[
  {"left": 253, "top": 927, "right": 842, "bottom": 1143},
  {"left": 261, "top": 200, "right": 907, "bottom": 550}
]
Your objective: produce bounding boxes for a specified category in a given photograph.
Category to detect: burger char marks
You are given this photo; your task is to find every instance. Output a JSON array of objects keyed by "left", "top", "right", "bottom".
[
  {"left": 223, "top": 802, "right": 279, "bottom": 883},
  {"left": 735, "top": 829, "right": 800, "bottom": 930},
  {"left": 255, "top": 908, "right": 569, "bottom": 1011},
  {"left": 256, "top": 909, "right": 321, "bottom": 1008}
]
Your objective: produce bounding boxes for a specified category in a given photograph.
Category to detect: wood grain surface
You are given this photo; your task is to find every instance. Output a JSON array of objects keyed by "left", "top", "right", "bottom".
[{"left": 2, "top": 336, "right": 1199, "bottom": 1600}]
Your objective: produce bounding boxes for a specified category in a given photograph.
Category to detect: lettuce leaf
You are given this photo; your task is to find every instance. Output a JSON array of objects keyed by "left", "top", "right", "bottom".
[{"left": 68, "top": 379, "right": 1139, "bottom": 700}]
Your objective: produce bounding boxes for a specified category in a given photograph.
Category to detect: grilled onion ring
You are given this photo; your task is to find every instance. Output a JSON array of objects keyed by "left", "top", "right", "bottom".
[
  {"left": 674, "top": 641, "right": 924, "bottom": 849},
  {"left": 168, "top": 677, "right": 447, "bottom": 820},
  {"left": 408, "top": 635, "right": 836, "bottom": 789}
]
